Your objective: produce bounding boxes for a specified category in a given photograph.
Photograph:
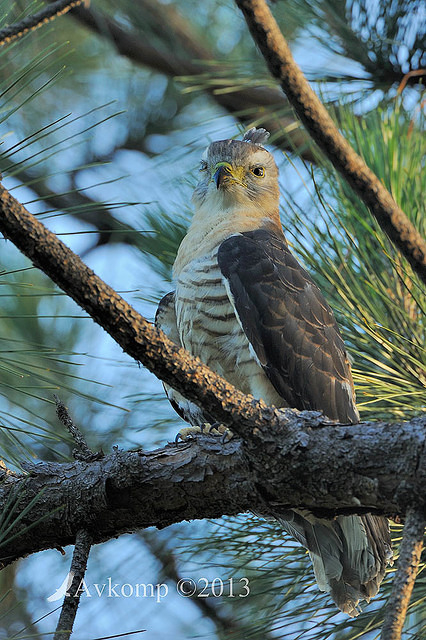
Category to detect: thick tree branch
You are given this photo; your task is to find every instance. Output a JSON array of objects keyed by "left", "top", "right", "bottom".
[
  {"left": 235, "top": 0, "right": 426, "bottom": 284},
  {"left": 0, "top": 413, "right": 425, "bottom": 568},
  {"left": 0, "top": 435, "right": 251, "bottom": 567},
  {"left": 380, "top": 508, "right": 426, "bottom": 640},
  {"left": 0, "top": 185, "right": 425, "bottom": 571},
  {"left": 0, "top": 182, "right": 277, "bottom": 433}
]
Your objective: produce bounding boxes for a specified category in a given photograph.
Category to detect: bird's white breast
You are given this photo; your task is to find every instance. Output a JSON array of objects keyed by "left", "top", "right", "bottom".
[{"left": 175, "top": 248, "right": 284, "bottom": 406}]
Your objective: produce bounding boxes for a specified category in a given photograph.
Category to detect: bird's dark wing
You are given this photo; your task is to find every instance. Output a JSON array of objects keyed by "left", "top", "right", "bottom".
[{"left": 217, "top": 229, "right": 359, "bottom": 423}]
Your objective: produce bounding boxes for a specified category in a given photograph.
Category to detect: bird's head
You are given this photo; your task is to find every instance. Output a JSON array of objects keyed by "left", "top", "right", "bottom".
[
  {"left": 192, "top": 128, "right": 279, "bottom": 212},
  {"left": 174, "top": 129, "right": 282, "bottom": 274}
]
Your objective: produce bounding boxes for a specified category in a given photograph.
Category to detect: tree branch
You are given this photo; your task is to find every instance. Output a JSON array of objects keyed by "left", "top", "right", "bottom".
[
  {"left": 381, "top": 508, "right": 426, "bottom": 640},
  {"left": 53, "top": 529, "right": 92, "bottom": 640},
  {"left": 0, "top": 435, "right": 251, "bottom": 567},
  {"left": 0, "top": 0, "right": 87, "bottom": 47},
  {"left": 235, "top": 0, "right": 426, "bottom": 284},
  {"left": 63, "top": 1, "right": 315, "bottom": 161},
  {"left": 0, "top": 412, "right": 425, "bottom": 568},
  {"left": 0, "top": 184, "right": 425, "bottom": 572},
  {"left": 55, "top": 395, "right": 101, "bottom": 461},
  {"left": 0, "top": 181, "right": 275, "bottom": 433}
]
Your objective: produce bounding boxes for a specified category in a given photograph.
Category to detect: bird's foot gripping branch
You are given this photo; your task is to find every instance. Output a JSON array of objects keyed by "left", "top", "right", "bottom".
[{"left": 0, "top": 179, "right": 425, "bottom": 635}]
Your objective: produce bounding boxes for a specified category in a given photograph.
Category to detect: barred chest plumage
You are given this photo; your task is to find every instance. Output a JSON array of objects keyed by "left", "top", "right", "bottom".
[{"left": 175, "top": 248, "right": 284, "bottom": 406}]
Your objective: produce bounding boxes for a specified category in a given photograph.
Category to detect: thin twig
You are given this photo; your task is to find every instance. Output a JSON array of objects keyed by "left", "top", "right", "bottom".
[
  {"left": 397, "top": 69, "right": 426, "bottom": 95},
  {"left": 0, "top": 0, "right": 87, "bottom": 47},
  {"left": 235, "top": 0, "right": 426, "bottom": 284},
  {"left": 381, "top": 507, "right": 425, "bottom": 640},
  {"left": 53, "top": 529, "right": 92, "bottom": 640},
  {"left": 54, "top": 395, "right": 101, "bottom": 461}
]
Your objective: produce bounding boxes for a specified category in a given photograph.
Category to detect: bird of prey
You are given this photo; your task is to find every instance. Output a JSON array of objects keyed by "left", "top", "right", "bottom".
[{"left": 156, "top": 128, "right": 392, "bottom": 616}]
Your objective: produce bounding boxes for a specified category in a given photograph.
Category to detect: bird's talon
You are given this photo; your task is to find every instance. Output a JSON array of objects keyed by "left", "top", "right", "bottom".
[
  {"left": 174, "top": 423, "right": 233, "bottom": 443},
  {"left": 221, "top": 429, "right": 233, "bottom": 443},
  {"left": 206, "top": 423, "right": 234, "bottom": 441},
  {"left": 175, "top": 426, "right": 203, "bottom": 443}
]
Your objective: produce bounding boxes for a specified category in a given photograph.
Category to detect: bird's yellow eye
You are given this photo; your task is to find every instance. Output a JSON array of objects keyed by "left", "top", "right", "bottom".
[
  {"left": 251, "top": 166, "right": 265, "bottom": 178},
  {"left": 199, "top": 161, "right": 208, "bottom": 172}
]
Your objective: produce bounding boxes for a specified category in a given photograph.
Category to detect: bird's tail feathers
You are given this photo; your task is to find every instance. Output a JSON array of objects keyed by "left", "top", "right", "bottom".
[{"left": 278, "top": 510, "right": 392, "bottom": 617}]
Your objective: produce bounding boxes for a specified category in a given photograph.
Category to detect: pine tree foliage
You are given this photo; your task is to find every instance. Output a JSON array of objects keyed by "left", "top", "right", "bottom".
[
  {"left": 0, "top": 1, "right": 424, "bottom": 639},
  {"left": 141, "top": 99, "right": 425, "bottom": 638},
  {"left": 0, "top": 6, "right": 134, "bottom": 468},
  {"left": 285, "top": 103, "right": 425, "bottom": 420}
]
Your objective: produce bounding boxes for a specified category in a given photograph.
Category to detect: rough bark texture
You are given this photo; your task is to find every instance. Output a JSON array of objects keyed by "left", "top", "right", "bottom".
[
  {"left": 1, "top": 413, "right": 425, "bottom": 568},
  {"left": 0, "top": 183, "right": 281, "bottom": 433},
  {"left": 0, "top": 0, "right": 85, "bottom": 46},
  {"left": 0, "top": 189, "right": 425, "bottom": 597},
  {"left": 0, "top": 186, "right": 425, "bottom": 564},
  {"left": 235, "top": 0, "right": 426, "bottom": 284},
  {"left": 1, "top": 436, "right": 251, "bottom": 567}
]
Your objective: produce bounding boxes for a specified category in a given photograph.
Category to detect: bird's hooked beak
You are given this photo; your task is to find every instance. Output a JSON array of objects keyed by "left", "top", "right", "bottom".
[{"left": 213, "top": 162, "right": 246, "bottom": 189}]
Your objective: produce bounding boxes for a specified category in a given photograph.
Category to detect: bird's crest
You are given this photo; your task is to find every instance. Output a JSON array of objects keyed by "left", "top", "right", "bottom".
[{"left": 242, "top": 127, "right": 270, "bottom": 146}]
